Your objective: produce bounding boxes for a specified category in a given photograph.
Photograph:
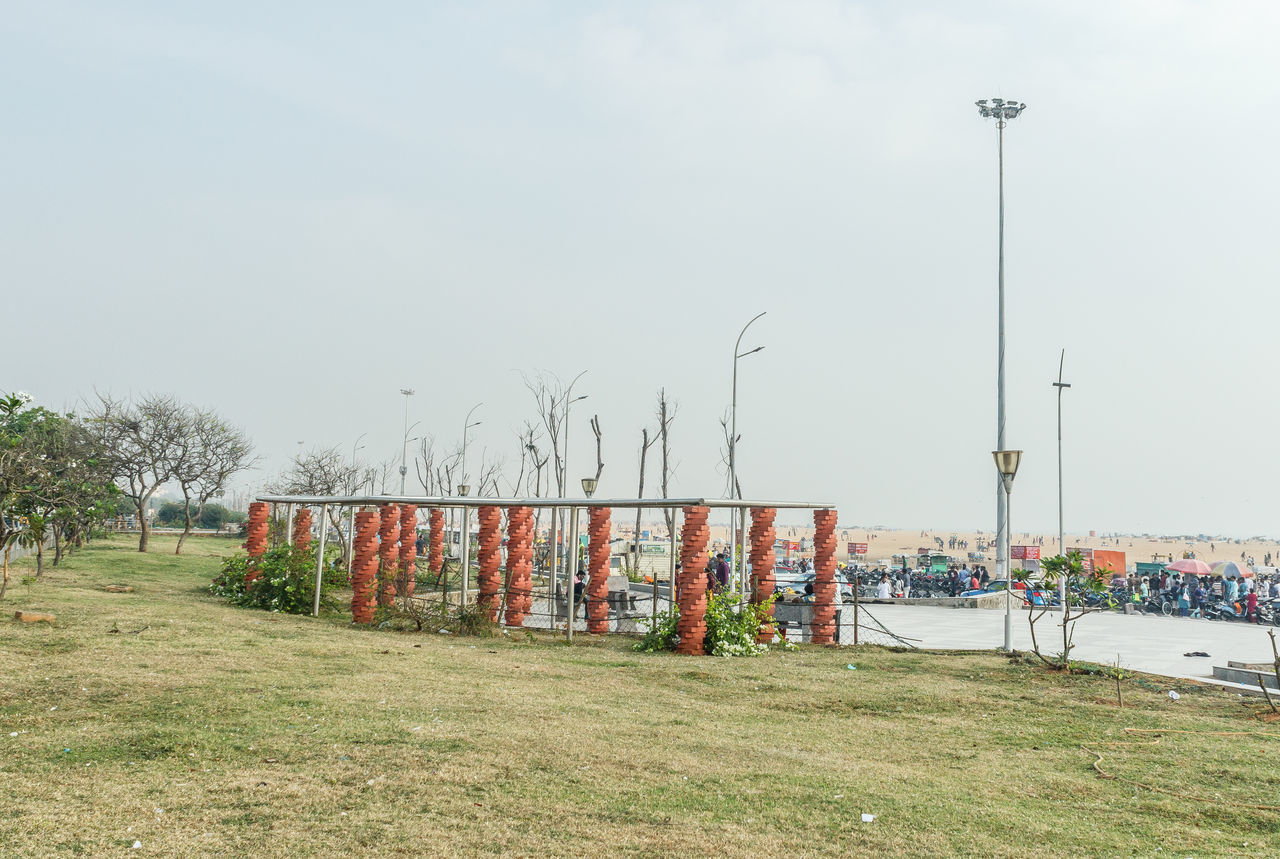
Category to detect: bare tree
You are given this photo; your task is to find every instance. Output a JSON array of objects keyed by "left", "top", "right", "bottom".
[
  {"left": 718, "top": 408, "right": 743, "bottom": 500},
  {"left": 173, "top": 409, "right": 256, "bottom": 554},
  {"left": 589, "top": 415, "right": 604, "bottom": 482},
  {"left": 522, "top": 372, "right": 567, "bottom": 495},
  {"left": 88, "top": 393, "right": 191, "bottom": 552},
  {"left": 268, "top": 445, "right": 361, "bottom": 558},
  {"left": 656, "top": 389, "right": 678, "bottom": 545},
  {"left": 626, "top": 426, "right": 657, "bottom": 574}
]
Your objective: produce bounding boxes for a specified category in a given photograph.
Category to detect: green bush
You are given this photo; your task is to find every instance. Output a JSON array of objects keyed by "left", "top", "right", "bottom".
[
  {"left": 634, "top": 591, "right": 778, "bottom": 656},
  {"left": 210, "top": 545, "right": 345, "bottom": 615}
]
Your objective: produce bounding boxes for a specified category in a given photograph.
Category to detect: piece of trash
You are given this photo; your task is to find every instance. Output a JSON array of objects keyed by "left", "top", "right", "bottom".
[
  {"left": 846, "top": 664, "right": 857, "bottom": 671},
  {"left": 861, "top": 813, "right": 875, "bottom": 823},
  {"left": 1182, "top": 651, "right": 1210, "bottom": 657},
  {"left": 49, "top": 706, "right": 56, "bottom": 711},
  {"left": 63, "top": 748, "right": 71, "bottom": 753},
  {"left": 1168, "top": 691, "right": 1180, "bottom": 701},
  {"left": 834, "top": 794, "right": 844, "bottom": 799},
  {"left": 131, "top": 841, "right": 142, "bottom": 849},
  {"left": 8, "top": 732, "right": 16, "bottom": 737}
]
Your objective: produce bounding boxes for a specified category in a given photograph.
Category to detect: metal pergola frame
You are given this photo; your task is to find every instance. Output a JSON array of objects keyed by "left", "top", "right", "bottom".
[{"left": 254, "top": 494, "right": 835, "bottom": 629}]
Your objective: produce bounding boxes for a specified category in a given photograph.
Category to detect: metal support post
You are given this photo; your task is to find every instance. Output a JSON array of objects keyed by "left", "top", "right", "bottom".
[{"left": 312, "top": 504, "right": 328, "bottom": 617}]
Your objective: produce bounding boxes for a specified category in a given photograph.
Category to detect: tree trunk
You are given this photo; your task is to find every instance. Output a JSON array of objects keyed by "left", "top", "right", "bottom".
[
  {"left": 137, "top": 495, "right": 151, "bottom": 552},
  {"left": 177, "top": 493, "right": 193, "bottom": 555},
  {"left": 53, "top": 524, "right": 64, "bottom": 566},
  {"left": 35, "top": 535, "right": 45, "bottom": 577},
  {"left": 1, "top": 544, "right": 9, "bottom": 600},
  {"left": 633, "top": 429, "right": 650, "bottom": 575}
]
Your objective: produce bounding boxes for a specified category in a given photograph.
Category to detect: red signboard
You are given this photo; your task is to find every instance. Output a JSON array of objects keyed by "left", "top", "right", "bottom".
[
  {"left": 849, "top": 542, "right": 868, "bottom": 556},
  {"left": 1024, "top": 546, "right": 1040, "bottom": 560},
  {"left": 1011, "top": 545, "right": 1025, "bottom": 560}
]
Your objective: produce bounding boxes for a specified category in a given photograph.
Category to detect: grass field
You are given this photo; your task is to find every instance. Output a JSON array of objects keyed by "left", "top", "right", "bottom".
[{"left": 2, "top": 535, "right": 1279, "bottom": 857}]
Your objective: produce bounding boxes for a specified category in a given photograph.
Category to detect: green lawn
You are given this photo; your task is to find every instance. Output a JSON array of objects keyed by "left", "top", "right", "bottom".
[{"left": 2, "top": 535, "right": 1278, "bottom": 857}]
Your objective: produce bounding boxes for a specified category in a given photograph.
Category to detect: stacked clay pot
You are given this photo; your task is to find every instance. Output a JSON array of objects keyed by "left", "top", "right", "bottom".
[
  {"left": 586, "top": 507, "right": 611, "bottom": 634},
  {"left": 504, "top": 506, "right": 534, "bottom": 626},
  {"left": 292, "top": 507, "right": 313, "bottom": 551},
  {"left": 244, "top": 502, "right": 270, "bottom": 583},
  {"left": 428, "top": 509, "right": 445, "bottom": 578},
  {"left": 750, "top": 507, "right": 778, "bottom": 643},
  {"left": 476, "top": 506, "right": 503, "bottom": 621},
  {"left": 398, "top": 505, "right": 418, "bottom": 596},
  {"left": 378, "top": 504, "right": 400, "bottom": 607},
  {"left": 351, "top": 508, "right": 381, "bottom": 623},
  {"left": 811, "top": 508, "right": 839, "bottom": 644},
  {"left": 676, "top": 506, "right": 712, "bottom": 654}
]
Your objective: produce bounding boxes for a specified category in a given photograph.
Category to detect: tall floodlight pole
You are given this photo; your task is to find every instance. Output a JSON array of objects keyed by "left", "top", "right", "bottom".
[
  {"left": 976, "top": 97, "right": 1027, "bottom": 582},
  {"left": 993, "top": 450, "right": 1024, "bottom": 652},
  {"left": 398, "top": 388, "right": 416, "bottom": 495},
  {"left": 1052, "top": 349, "right": 1071, "bottom": 609},
  {"left": 729, "top": 312, "right": 766, "bottom": 598}
]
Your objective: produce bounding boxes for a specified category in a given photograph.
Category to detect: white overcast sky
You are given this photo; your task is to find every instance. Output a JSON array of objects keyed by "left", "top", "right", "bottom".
[{"left": 4, "top": 1, "right": 1279, "bottom": 536}]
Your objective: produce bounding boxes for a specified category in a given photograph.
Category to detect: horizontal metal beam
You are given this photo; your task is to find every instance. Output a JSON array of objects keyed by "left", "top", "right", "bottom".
[{"left": 253, "top": 494, "right": 836, "bottom": 511}]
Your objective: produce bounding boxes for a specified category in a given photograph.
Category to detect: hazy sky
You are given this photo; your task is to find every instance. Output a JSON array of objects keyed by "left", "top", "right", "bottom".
[{"left": 5, "top": 1, "right": 1280, "bottom": 536}]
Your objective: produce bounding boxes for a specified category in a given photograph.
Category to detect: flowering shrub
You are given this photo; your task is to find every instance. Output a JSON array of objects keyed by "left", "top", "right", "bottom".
[
  {"left": 634, "top": 591, "right": 778, "bottom": 656},
  {"left": 210, "top": 545, "right": 345, "bottom": 615}
]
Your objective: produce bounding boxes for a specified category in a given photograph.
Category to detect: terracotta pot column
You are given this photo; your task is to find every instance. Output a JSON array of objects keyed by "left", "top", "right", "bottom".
[
  {"left": 750, "top": 507, "right": 778, "bottom": 643},
  {"left": 398, "top": 505, "right": 418, "bottom": 596},
  {"left": 428, "top": 509, "right": 445, "bottom": 580},
  {"left": 291, "top": 507, "right": 313, "bottom": 552},
  {"left": 811, "top": 508, "right": 839, "bottom": 644},
  {"left": 476, "top": 506, "right": 503, "bottom": 620},
  {"left": 675, "top": 506, "right": 711, "bottom": 655},
  {"left": 244, "top": 501, "right": 269, "bottom": 584},
  {"left": 378, "top": 503, "right": 400, "bottom": 606},
  {"left": 586, "top": 506, "right": 611, "bottom": 634},
  {"left": 504, "top": 506, "right": 534, "bottom": 626},
  {"left": 351, "top": 508, "right": 380, "bottom": 623}
]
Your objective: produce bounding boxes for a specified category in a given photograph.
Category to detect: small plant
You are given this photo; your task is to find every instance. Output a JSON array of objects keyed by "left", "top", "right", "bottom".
[
  {"left": 633, "top": 606, "right": 680, "bottom": 653},
  {"left": 705, "top": 592, "right": 774, "bottom": 657},
  {"left": 1100, "top": 654, "right": 1129, "bottom": 709},
  {"left": 633, "top": 593, "right": 778, "bottom": 656},
  {"left": 1014, "top": 552, "right": 1106, "bottom": 671},
  {"left": 209, "top": 545, "right": 344, "bottom": 615}
]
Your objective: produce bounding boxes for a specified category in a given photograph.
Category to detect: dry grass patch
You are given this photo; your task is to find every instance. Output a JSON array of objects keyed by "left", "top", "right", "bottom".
[{"left": 1, "top": 535, "right": 1278, "bottom": 856}]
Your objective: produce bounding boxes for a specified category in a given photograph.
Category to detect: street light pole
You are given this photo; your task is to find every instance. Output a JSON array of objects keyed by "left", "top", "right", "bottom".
[
  {"left": 398, "top": 389, "right": 415, "bottom": 495},
  {"left": 1053, "top": 349, "right": 1071, "bottom": 609},
  {"left": 729, "top": 312, "right": 766, "bottom": 598},
  {"left": 977, "top": 97, "right": 1027, "bottom": 584},
  {"left": 562, "top": 381, "right": 588, "bottom": 622},
  {"left": 992, "top": 449, "right": 1023, "bottom": 652}
]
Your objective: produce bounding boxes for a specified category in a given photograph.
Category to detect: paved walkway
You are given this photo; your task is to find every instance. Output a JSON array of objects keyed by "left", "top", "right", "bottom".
[{"left": 860, "top": 604, "right": 1277, "bottom": 681}]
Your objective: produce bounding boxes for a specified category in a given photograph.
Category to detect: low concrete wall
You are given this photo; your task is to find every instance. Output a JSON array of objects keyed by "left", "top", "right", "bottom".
[
  {"left": 1213, "top": 665, "right": 1278, "bottom": 690},
  {"left": 859, "top": 593, "right": 1009, "bottom": 610}
]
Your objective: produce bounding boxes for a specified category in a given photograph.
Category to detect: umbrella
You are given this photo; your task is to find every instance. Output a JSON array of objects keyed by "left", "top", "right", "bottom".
[
  {"left": 1167, "top": 558, "right": 1212, "bottom": 576},
  {"left": 1211, "top": 561, "right": 1253, "bottom": 579}
]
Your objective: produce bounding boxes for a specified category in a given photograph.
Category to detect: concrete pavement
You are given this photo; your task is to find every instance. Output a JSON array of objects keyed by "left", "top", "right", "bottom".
[{"left": 860, "top": 604, "right": 1277, "bottom": 682}]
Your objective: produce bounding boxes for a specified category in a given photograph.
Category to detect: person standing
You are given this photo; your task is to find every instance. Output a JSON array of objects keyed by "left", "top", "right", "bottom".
[
  {"left": 714, "top": 553, "right": 730, "bottom": 591},
  {"left": 876, "top": 574, "right": 891, "bottom": 600},
  {"left": 901, "top": 567, "right": 912, "bottom": 599}
]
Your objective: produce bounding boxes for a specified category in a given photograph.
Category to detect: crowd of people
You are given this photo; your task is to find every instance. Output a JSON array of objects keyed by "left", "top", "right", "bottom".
[{"left": 1132, "top": 570, "right": 1280, "bottom": 621}]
